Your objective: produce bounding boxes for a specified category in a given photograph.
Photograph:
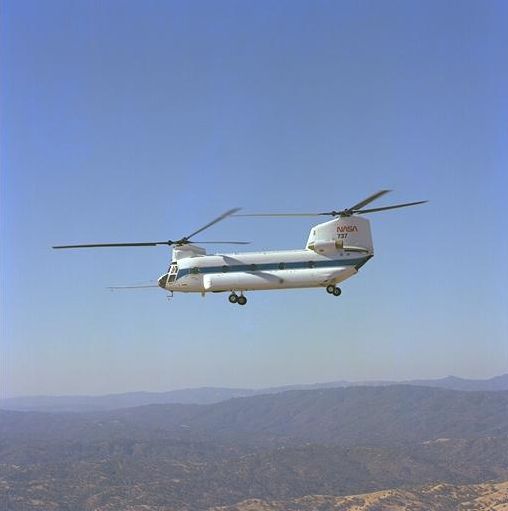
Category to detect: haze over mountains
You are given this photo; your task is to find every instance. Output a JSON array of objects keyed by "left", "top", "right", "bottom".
[
  {"left": 2, "top": 373, "right": 507, "bottom": 412},
  {"left": 1, "top": 384, "right": 508, "bottom": 510}
]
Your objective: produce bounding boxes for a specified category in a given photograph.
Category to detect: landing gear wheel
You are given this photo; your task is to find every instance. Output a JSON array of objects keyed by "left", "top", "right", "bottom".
[
  {"left": 237, "top": 295, "right": 247, "bottom": 306},
  {"left": 228, "top": 293, "right": 238, "bottom": 304},
  {"left": 326, "top": 285, "right": 336, "bottom": 294},
  {"left": 333, "top": 287, "right": 342, "bottom": 297}
]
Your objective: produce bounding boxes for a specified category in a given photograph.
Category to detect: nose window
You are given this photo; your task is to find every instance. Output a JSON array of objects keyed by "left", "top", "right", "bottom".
[{"left": 158, "top": 274, "right": 168, "bottom": 288}]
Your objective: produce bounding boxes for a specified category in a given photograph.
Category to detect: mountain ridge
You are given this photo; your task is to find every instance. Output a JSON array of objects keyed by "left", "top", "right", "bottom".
[
  {"left": 2, "top": 373, "right": 507, "bottom": 412},
  {"left": 2, "top": 385, "right": 508, "bottom": 447}
]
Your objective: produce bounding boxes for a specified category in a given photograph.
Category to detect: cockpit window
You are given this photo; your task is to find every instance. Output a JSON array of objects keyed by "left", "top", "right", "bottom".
[{"left": 167, "top": 264, "right": 178, "bottom": 282}]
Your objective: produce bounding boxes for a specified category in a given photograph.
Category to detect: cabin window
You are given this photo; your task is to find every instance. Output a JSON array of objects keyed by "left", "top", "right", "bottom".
[
  {"left": 278, "top": 262, "right": 285, "bottom": 270},
  {"left": 190, "top": 267, "right": 200, "bottom": 274},
  {"left": 308, "top": 261, "right": 315, "bottom": 268},
  {"left": 249, "top": 264, "right": 257, "bottom": 271},
  {"left": 222, "top": 265, "right": 229, "bottom": 273}
]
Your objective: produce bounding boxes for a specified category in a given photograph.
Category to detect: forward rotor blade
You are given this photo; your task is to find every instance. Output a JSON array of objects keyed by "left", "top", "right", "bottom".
[
  {"left": 53, "top": 239, "right": 250, "bottom": 249},
  {"left": 347, "top": 190, "right": 391, "bottom": 211},
  {"left": 190, "top": 241, "right": 251, "bottom": 245},
  {"left": 233, "top": 213, "right": 324, "bottom": 217},
  {"left": 107, "top": 285, "right": 159, "bottom": 290},
  {"left": 52, "top": 241, "right": 170, "bottom": 249},
  {"left": 355, "top": 200, "right": 428, "bottom": 214},
  {"left": 185, "top": 208, "right": 241, "bottom": 239}
]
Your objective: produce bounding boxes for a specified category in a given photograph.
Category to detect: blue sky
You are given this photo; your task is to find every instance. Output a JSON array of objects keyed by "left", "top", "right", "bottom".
[{"left": 2, "top": 0, "right": 507, "bottom": 397}]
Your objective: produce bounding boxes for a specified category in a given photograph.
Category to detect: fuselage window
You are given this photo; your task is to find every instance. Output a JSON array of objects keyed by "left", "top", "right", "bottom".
[
  {"left": 190, "top": 267, "right": 200, "bottom": 274},
  {"left": 308, "top": 261, "right": 315, "bottom": 268},
  {"left": 278, "top": 262, "right": 285, "bottom": 270},
  {"left": 222, "top": 265, "right": 229, "bottom": 273},
  {"left": 249, "top": 264, "right": 257, "bottom": 271}
]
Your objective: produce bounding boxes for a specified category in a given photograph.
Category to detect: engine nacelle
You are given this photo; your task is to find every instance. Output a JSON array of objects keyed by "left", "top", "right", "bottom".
[
  {"left": 172, "top": 245, "right": 206, "bottom": 261},
  {"left": 307, "top": 240, "right": 343, "bottom": 254}
]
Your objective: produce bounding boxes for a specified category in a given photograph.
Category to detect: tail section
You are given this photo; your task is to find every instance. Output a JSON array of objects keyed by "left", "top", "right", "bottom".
[{"left": 306, "top": 216, "right": 373, "bottom": 254}]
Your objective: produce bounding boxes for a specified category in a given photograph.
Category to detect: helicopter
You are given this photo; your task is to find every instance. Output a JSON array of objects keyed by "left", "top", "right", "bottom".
[{"left": 53, "top": 190, "right": 427, "bottom": 305}]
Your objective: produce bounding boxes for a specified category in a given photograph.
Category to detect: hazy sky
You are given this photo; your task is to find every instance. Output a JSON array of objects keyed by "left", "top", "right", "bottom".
[{"left": 2, "top": 0, "right": 507, "bottom": 397}]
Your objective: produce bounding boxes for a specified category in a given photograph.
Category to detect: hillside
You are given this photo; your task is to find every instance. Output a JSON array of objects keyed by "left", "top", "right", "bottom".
[
  {"left": 1, "top": 386, "right": 508, "bottom": 509},
  {"left": 1, "top": 434, "right": 507, "bottom": 510},
  {"left": 2, "top": 430, "right": 507, "bottom": 485},
  {"left": 211, "top": 481, "right": 508, "bottom": 511}
]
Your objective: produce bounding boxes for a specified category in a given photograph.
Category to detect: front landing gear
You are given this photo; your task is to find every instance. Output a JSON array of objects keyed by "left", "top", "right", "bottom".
[
  {"left": 326, "top": 285, "right": 342, "bottom": 297},
  {"left": 228, "top": 292, "right": 247, "bottom": 305}
]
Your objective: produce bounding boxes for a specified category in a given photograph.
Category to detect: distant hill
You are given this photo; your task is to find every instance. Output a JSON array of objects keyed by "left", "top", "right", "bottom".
[
  {"left": 2, "top": 373, "right": 507, "bottom": 412},
  {"left": 107, "top": 385, "right": 508, "bottom": 446},
  {"left": 0, "top": 386, "right": 257, "bottom": 412},
  {"left": 404, "top": 373, "right": 508, "bottom": 391},
  {"left": 2, "top": 386, "right": 508, "bottom": 446}
]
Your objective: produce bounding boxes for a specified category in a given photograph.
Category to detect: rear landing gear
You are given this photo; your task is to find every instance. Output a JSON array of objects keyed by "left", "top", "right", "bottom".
[
  {"left": 228, "top": 292, "right": 247, "bottom": 305},
  {"left": 326, "top": 285, "right": 341, "bottom": 297}
]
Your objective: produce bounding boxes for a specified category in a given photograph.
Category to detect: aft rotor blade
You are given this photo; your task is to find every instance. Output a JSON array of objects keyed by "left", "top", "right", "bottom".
[
  {"left": 234, "top": 191, "right": 394, "bottom": 217},
  {"left": 355, "top": 200, "right": 428, "bottom": 214},
  {"left": 185, "top": 208, "right": 241, "bottom": 239},
  {"left": 52, "top": 241, "right": 171, "bottom": 249},
  {"left": 347, "top": 190, "right": 391, "bottom": 212}
]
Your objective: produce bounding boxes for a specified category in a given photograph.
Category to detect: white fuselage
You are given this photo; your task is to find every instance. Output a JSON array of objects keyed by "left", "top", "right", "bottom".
[
  {"left": 159, "top": 248, "right": 372, "bottom": 293},
  {"left": 158, "top": 215, "right": 375, "bottom": 294}
]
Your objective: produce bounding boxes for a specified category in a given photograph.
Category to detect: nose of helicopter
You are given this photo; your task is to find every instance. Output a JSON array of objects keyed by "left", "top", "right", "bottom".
[{"left": 158, "top": 274, "right": 168, "bottom": 289}]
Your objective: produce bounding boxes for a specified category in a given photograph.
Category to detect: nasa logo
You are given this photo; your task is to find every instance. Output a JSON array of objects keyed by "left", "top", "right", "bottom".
[{"left": 337, "top": 225, "right": 358, "bottom": 233}]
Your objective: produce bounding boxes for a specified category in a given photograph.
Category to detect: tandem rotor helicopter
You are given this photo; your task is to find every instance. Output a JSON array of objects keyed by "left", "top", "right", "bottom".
[{"left": 53, "top": 190, "right": 427, "bottom": 305}]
